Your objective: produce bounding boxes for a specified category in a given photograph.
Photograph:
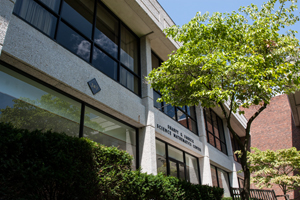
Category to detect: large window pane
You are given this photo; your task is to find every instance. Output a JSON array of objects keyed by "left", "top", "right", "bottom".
[
  {"left": 95, "top": 3, "right": 118, "bottom": 59},
  {"left": 211, "top": 165, "right": 218, "bottom": 187},
  {"left": 218, "top": 169, "right": 231, "bottom": 197},
  {"left": 186, "top": 154, "right": 200, "bottom": 184},
  {"left": 120, "top": 67, "right": 139, "bottom": 94},
  {"left": 61, "top": 0, "right": 94, "bottom": 38},
  {"left": 0, "top": 66, "right": 81, "bottom": 137},
  {"left": 187, "top": 106, "right": 196, "bottom": 120},
  {"left": 57, "top": 22, "right": 91, "bottom": 62},
  {"left": 83, "top": 106, "right": 137, "bottom": 169},
  {"left": 121, "top": 25, "right": 138, "bottom": 74},
  {"left": 156, "top": 140, "right": 167, "bottom": 175},
  {"left": 164, "top": 103, "right": 176, "bottom": 120},
  {"left": 169, "top": 160, "right": 177, "bottom": 178},
  {"left": 151, "top": 52, "right": 160, "bottom": 69},
  {"left": 188, "top": 118, "right": 197, "bottom": 134},
  {"left": 14, "top": 0, "right": 57, "bottom": 38},
  {"left": 168, "top": 145, "right": 183, "bottom": 162},
  {"left": 179, "top": 163, "right": 185, "bottom": 180},
  {"left": 92, "top": 47, "right": 118, "bottom": 80}
]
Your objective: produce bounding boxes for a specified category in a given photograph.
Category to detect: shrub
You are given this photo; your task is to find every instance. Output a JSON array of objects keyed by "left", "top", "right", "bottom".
[
  {"left": 0, "top": 122, "right": 132, "bottom": 200},
  {"left": 0, "top": 122, "right": 224, "bottom": 199}
]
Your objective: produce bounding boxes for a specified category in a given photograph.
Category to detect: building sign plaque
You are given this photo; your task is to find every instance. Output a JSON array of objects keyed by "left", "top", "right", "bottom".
[
  {"left": 88, "top": 78, "right": 101, "bottom": 95},
  {"left": 156, "top": 123, "right": 202, "bottom": 152}
]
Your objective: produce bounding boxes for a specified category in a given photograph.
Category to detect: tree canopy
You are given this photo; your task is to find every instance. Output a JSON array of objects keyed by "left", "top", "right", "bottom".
[
  {"left": 247, "top": 147, "right": 300, "bottom": 199},
  {"left": 147, "top": 0, "right": 300, "bottom": 112},
  {"left": 147, "top": 0, "right": 300, "bottom": 199}
]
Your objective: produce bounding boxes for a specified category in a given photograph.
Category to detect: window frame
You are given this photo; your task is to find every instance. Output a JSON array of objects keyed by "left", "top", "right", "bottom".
[
  {"left": 156, "top": 138, "right": 201, "bottom": 184},
  {"left": 210, "top": 164, "right": 231, "bottom": 192},
  {"left": 0, "top": 60, "right": 139, "bottom": 169},
  {"left": 13, "top": 0, "right": 141, "bottom": 96},
  {"left": 203, "top": 108, "right": 228, "bottom": 155}
]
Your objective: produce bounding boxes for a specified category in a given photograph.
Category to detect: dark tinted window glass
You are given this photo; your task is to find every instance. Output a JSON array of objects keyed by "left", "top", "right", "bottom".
[
  {"left": 14, "top": 0, "right": 57, "bottom": 38},
  {"left": 57, "top": 22, "right": 91, "bottom": 62},
  {"left": 187, "top": 106, "right": 196, "bottom": 119},
  {"left": 188, "top": 118, "right": 197, "bottom": 133},
  {"left": 164, "top": 104, "right": 176, "bottom": 120},
  {"left": 211, "top": 166, "right": 218, "bottom": 187},
  {"left": 151, "top": 52, "right": 160, "bottom": 69},
  {"left": 61, "top": 0, "right": 94, "bottom": 38},
  {"left": 153, "top": 91, "right": 162, "bottom": 110},
  {"left": 95, "top": 3, "right": 118, "bottom": 59},
  {"left": 218, "top": 118, "right": 225, "bottom": 142},
  {"left": 120, "top": 67, "right": 139, "bottom": 94},
  {"left": 40, "top": 0, "right": 61, "bottom": 13},
  {"left": 121, "top": 25, "right": 138, "bottom": 73},
  {"left": 92, "top": 47, "right": 118, "bottom": 80}
]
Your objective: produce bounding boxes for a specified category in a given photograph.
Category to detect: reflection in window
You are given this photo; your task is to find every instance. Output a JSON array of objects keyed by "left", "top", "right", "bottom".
[
  {"left": 156, "top": 139, "right": 200, "bottom": 184},
  {"left": 121, "top": 25, "right": 138, "bottom": 73},
  {"left": 13, "top": 0, "right": 141, "bottom": 96},
  {"left": 186, "top": 154, "right": 200, "bottom": 184},
  {"left": 61, "top": 0, "right": 94, "bottom": 38},
  {"left": 211, "top": 165, "right": 231, "bottom": 197},
  {"left": 156, "top": 140, "right": 167, "bottom": 175},
  {"left": 57, "top": 22, "right": 91, "bottom": 62},
  {"left": 92, "top": 47, "right": 118, "bottom": 80},
  {"left": 84, "top": 106, "right": 137, "bottom": 170},
  {"left": 204, "top": 108, "right": 227, "bottom": 155},
  {"left": 95, "top": 2, "right": 118, "bottom": 59},
  {"left": 0, "top": 66, "right": 81, "bottom": 137}
]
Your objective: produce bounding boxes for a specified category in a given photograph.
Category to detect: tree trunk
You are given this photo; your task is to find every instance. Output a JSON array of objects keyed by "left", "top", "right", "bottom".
[{"left": 240, "top": 148, "right": 251, "bottom": 200}]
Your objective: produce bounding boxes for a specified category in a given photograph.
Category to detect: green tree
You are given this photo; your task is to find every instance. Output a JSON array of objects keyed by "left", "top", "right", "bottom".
[
  {"left": 147, "top": 0, "right": 300, "bottom": 199},
  {"left": 246, "top": 147, "right": 300, "bottom": 200}
]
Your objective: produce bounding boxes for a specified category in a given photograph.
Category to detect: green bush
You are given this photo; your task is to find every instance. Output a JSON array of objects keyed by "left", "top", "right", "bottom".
[
  {"left": 0, "top": 122, "right": 223, "bottom": 200},
  {"left": 0, "top": 122, "right": 132, "bottom": 200}
]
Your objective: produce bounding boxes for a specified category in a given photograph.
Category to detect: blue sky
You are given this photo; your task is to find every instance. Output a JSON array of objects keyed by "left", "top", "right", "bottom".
[{"left": 157, "top": 0, "right": 300, "bottom": 40}]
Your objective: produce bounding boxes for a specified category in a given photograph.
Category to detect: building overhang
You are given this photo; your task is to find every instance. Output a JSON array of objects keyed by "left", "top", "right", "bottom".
[{"left": 102, "top": 0, "right": 180, "bottom": 61}]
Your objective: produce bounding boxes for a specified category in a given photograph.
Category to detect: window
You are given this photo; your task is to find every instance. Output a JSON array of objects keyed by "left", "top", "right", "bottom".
[
  {"left": 238, "top": 177, "right": 244, "bottom": 188},
  {"left": 230, "top": 132, "right": 241, "bottom": 163},
  {"left": 211, "top": 165, "right": 231, "bottom": 197},
  {"left": 203, "top": 108, "right": 227, "bottom": 154},
  {"left": 0, "top": 62, "right": 138, "bottom": 169},
  {"left": 13, "top": 0, "right": 140, "bottom": 95},
  {"left": 156, "top": 139, "right": 201, "bottom": 184},
  {"left": 152, "top": 52, "right": 198, "bottom": 134}
]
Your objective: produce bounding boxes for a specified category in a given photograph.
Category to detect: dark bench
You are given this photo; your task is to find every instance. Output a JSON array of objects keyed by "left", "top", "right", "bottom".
[{"left": 230, "top": 187, "right": 290, "bottom": 200}]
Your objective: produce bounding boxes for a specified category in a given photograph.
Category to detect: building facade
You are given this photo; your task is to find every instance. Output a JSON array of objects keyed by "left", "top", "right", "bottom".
[{"left": 0, "top": 0, "right": 246, "bottom": 197}]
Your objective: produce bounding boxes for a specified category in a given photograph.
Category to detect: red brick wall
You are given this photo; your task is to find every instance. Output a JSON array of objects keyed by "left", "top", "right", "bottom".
[{"left": 242, "top": 94, "right": 300, "bottom": 199}]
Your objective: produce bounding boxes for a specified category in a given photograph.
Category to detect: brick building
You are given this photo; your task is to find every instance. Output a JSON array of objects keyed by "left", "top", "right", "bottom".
[{"left": 243, "top": 94, "right": 300, "bottom": 199}]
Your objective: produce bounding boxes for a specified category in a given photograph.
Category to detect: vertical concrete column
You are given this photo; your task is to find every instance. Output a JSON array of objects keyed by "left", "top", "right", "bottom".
[
  {"left": 139, "top": 35, "right": 157, "bottom": 174},
  {"left": 196, "top": 105, "right": 213, "bottom": 185},
  {"left": 223, "top": 120, "right": 239, "bottom": 188},
  {"left": 0, "top": 0, "right": 15, "bottom": 56}
]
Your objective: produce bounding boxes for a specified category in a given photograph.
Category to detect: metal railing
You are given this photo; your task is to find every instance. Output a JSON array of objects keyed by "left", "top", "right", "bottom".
[{"left": 230, "top": 187, "right": 290, "bottom": 200}]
